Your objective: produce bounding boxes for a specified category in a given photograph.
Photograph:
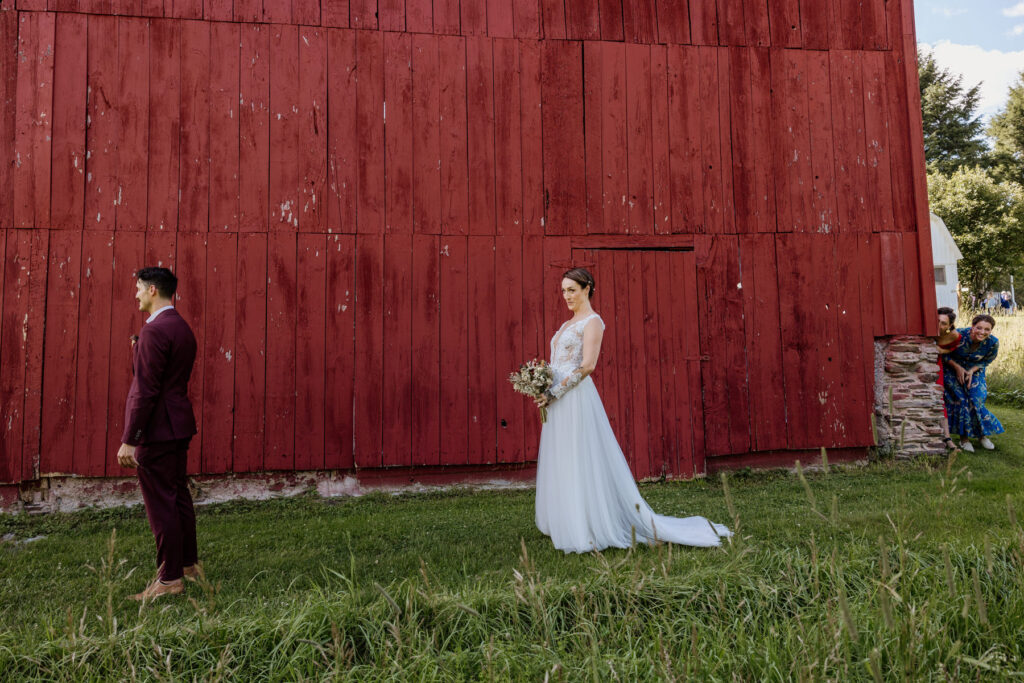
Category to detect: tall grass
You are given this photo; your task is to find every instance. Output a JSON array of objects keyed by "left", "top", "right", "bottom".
[
  {"left": 3, "top": 446, "right": 1024, "bottom": 680},
  {"left": 2, "top": 509, "right": 1023, "bottom": 680},
  {"left": 978, "top": 312, "right": 1024, "bottom": 407}
]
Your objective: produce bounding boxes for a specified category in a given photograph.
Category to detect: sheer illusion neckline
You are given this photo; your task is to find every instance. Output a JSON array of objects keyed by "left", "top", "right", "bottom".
[{"left": 551, "top": 312, "right": 600, "bottom": 351}]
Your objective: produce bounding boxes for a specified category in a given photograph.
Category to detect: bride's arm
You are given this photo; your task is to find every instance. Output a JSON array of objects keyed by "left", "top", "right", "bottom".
[{"left": 547, "top": 319, "right": 605, "bottom": 401}]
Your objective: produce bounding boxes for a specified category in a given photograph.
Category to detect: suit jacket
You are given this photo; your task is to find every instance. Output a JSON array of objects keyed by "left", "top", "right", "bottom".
[{"left": 122, "top": 308, "right": 198, "bottom": 446}]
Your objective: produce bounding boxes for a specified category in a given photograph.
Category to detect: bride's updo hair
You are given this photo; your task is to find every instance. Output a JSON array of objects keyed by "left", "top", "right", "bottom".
[{"left": 563, "top": 267, "right": 595, "bottom": 300}]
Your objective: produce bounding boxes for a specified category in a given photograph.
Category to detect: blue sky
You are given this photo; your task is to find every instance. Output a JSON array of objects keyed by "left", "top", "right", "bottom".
[{"left": 915, "top": 0, "right": 1024, "bottom": 118}]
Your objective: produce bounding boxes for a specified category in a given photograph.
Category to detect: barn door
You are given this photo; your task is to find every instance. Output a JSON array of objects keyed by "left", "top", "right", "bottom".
[{"left": 570, "top": 248, "right": 705, "bottom": 479}]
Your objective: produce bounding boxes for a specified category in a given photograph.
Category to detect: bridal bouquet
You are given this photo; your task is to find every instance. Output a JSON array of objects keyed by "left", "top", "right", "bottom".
[{"left": 509, "top": 359, "right": 555, "bottom": 423}]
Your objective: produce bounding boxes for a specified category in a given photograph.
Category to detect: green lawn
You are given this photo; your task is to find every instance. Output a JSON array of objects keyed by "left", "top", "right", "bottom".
[{"left": 2, "top": 408, "right": 1024, "bottom": 681}]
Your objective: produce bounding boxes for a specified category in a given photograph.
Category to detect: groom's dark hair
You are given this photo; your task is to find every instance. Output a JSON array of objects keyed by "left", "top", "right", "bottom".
[
  {"left": 563, "top": 267, "right": 595, "bottom": 300},
  {"left": 136, "top": 267, "right": 178, "bottom": 299}
]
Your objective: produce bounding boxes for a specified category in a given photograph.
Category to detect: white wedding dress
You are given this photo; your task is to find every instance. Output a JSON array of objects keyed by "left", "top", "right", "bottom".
[{"left": 535, "top": 313, "right": 732, "bottom": 553}]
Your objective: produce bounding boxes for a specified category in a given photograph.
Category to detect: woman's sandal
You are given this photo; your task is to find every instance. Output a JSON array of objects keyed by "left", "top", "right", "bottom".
[{"left": 942, "top": 436, "right": 959, "bottom": 451}]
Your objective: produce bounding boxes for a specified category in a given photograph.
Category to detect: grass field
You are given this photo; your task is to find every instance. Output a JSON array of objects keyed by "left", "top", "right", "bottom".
[
  {"left": 2, "top": 408, "right": 1024, "bottom": 681},
  {"left": 986, "top": 312, "right": 1024, "bottom": 408}
]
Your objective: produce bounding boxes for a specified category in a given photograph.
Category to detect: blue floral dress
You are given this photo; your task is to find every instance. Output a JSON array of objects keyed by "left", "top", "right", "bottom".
[{"left": 942, "top": 329, "right": 1004, "bottom": 439}]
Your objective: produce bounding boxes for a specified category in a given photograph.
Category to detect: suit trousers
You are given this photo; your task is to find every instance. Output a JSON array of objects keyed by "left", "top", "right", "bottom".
[{"left": 136, "top": 438, "right": 197, "bottom": 581}]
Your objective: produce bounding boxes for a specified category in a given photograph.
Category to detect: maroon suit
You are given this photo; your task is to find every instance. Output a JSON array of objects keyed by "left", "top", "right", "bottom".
[{"left": 123, "top": 307, "right": 198, "bottom": 582}]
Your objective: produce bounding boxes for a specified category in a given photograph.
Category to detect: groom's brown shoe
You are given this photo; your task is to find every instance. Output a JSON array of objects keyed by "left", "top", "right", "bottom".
[
  {"left": 130, "top": 578, "right": 184, "bottom": 601},
  {"left": 183, "top": 564, "right": 199, "bottom": 579}
]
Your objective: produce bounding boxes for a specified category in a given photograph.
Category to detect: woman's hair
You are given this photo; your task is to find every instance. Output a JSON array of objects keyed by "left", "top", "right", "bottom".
[
  {"left": 971, "top": 314, "right": 996, "bottom": 328},
  {"left": 937, "top": 306, "right": 956, "bottom": 326},
  {"left": 562, "top": 268, "right": 595, "bottom": 300}
]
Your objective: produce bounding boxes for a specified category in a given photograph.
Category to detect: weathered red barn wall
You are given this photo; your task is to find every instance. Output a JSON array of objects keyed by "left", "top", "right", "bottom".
[{"left": 0, "top": 0, "right": 936, "bottom": 487}]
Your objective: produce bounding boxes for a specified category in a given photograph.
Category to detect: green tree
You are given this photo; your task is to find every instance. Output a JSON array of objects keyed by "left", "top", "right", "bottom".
[
  {"left": 927, "top": 167, "right": 1024, "bottom": 296},
  {"left": 987, "top": 71, "right": 1024, "bottom": 183},
  {"left": 918, "top": 51, "right": 987, "bottom": 174}
]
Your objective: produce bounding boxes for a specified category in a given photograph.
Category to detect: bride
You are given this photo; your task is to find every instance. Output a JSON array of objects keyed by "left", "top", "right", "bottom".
[{"left": 534, "top": 268, "right": 732, "bottom": 553}]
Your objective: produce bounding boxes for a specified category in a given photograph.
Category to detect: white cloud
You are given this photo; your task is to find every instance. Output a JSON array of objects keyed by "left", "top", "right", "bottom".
[
  {"left": 1013, "top": 24, "right": 1024, "bottom": 35},
  {"left": 919, "top": 41, "right": 1024, "bottom": 119},
  {"left": 932, "top": 7, "right": 967, "bottom": 17},
  {"left": 1003, "top": 2, "right": 1024, "bottom": 17}
]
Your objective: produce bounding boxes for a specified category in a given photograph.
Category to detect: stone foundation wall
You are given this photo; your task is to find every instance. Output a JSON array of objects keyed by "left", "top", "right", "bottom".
[{"left": 873, "top": 335, "right": 947, "bottom": 458}]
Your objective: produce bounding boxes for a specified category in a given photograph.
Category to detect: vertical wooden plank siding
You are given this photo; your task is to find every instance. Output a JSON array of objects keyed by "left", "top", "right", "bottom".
[
  {"left": 519, "top": 40, "right": 544, "bottom": 235},
  {"left": 50, "top": 14, "right": 86, "bottom": 231},
  {"left": 233, "top": 233, "right": 267, "bottom": 472},
  {"left": 582, "top": 43, "right": 602, "bottom": 234},
  {"left": 175, "top": 232, "right": 206, "bottom": 473},
  {"left": 0, "top": 232, "right": 24, "bottom": 482},
  {"left": 651, "top": 46, "right": 671, "bottom": 234},
  {"left": 541, "top": 41, "right": 584, "bottom": 235},
  {"left": 384, "top": 32, "right": 414, "bottom": 234},
  {"left": 829, "top": 50, "right": 869, "bottom": 233},
  {"left": 411, "top": 233, "right": 442, "bottom": 465},
  {"left": 467, "top": 236, "right": 497, "bottom": 463},
  {"left": 412, "top": 34, "right": 442, "bottom": 235},
  {"left": 487, "top": 0, "right": 514, "bottom": 37},
  {"left": 353, "top": 233, "right": 383, "bottom": 466},
  {"left": 5, "top": 6, "right": 937, "bottom": 484},
  {"left": 85, "top": 16, "right": 118, "bottom": 231},
  {"left": 805, "top": 50, "right": 838, "bottom": 233},
  {"left": 739, "top": 234, "right": 787, "bottom": 451},
  {"left": 356, "top": 31, "right": 384, "bottom": 234},
  {"left": 666, "top": 46, "right": 703, "bottom": 233},
  {"left": 209, "top": 22, "right": 239, "bottom": 232},
  {"left": 381, "top": 233, "right": 413, "bottom": 466},
  {"left": 39, "top": 232, "right": 81, "bottom": 474},
  {"left": 264, "top": 232, "right": 297, "bottom": 470},
  {"left": 438, "top": 36, "right": 469, "bottom": 235},
  {"left": 148, "top": 19, "right": 182, "bottom": 232},
  {"left": 861, "top": 50, "right": 894, "bottom": 231},
  {"left": 269, "top": 25, "right": 300, "bottom": 231},
  {"left": 0, "top": 13, "right": 17, "bottom": 229},
  {"left": 466, "top": 36, "right": 496, "bottom": 235},
  {"left": 295, "top": 234, "right": 327, "bottom": 470},
  {"left": 688, "top": 0, "right": 717, "bottom": 45},
  {"left": 325, "top": 234, "right": 356, "bottom": 470},
  {"left": 104, "top": 231, "right": 144, "bottom": 477},
  {"left": 625, "top": 44, "right": 653, "bottom": 234},
  {"left": 117, "top": 18, "right": 149, "bottom": 232},
  {"left": 439, "top": 235, "right": 469, "bottom": 464},
  {"left": 179, "top": 20, "right": 211, "bottom": 232},
  {"left": 73, "top": 232, "right": 113, "bottom": 478},
  {"left": 326, "top": 28, "right": 358, "bottom": 233},
  {"left": 299, "top": 27, "right": 328, "bottom": 233},
  {"left": 656, "top": 0, "right": 687, "bottom": 43},
  {"left": 239, "top": 24, "right": 269, "bottom": 232},
  {"left": 495, "top": 235, "right": 524, "bottom": 463},
  {"left": 493, "top": 39, "right": 523, "bottom": 236},
  {"left": 601, "top": 42, "right": 627, "bottom": 234},
  {"left": 13, "top": 12, "right": 54, "bottom": 229},
  {"left": 200, "top": 232, "right": 236, "bottom": 473}
]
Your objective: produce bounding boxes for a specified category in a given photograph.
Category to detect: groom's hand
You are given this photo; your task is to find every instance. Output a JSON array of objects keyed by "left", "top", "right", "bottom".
[{"left": 117, "top": 443, "right": 138, "bottom": 468}]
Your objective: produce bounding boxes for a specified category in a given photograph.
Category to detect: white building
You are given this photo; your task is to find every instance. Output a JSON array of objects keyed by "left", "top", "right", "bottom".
[{"left": 930, "top": 212, "right": 963, "bottom": 311}]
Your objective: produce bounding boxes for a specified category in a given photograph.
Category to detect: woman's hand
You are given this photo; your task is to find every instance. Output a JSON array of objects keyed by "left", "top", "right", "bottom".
[
  {"left": 535, "top": 392, "right": 551, "bottom": 408},
  {"left": 952, "top": 362, "right": 968, "bottom": 385}
]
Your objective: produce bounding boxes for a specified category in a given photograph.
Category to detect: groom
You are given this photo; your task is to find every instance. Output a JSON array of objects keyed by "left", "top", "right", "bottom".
[{"left": 116, "top": 267, "right": 200, "bottom": 600}]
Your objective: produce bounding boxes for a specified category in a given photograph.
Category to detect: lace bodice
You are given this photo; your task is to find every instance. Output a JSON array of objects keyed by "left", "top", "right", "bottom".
[{"left": 549, "top": 313, "right": 604, "bottom": 381}]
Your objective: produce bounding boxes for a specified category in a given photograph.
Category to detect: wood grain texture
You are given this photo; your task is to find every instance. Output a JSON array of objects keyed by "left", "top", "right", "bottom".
[
  {"left": 50, "top": 14, "right": 86, "bottom": 231},
  {"left": 13, "top": 12, "right": 54, "bottom": 229},
  {"left": 39, "top": 231, "right": 81, "bottom": 474}
]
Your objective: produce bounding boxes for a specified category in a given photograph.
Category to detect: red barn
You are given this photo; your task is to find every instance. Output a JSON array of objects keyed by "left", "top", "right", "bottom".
[{"left": 0, "top": 0, "right": 937, "bottom": 507}]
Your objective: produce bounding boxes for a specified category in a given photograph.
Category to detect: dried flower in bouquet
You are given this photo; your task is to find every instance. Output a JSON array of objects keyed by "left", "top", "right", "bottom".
[{"left": 509, "top": 359, "right": 555, "bottom": 423}]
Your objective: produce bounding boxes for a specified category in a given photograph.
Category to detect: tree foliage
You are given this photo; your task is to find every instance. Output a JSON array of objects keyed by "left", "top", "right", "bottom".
[
  {"left": 988, "top": 73, "right": 1024, "bottom": 184},
  {"left": 918, "top": 51, "right": 987, "bottom": 174},
  {"left": 927, "top": 167, "right": 1024, "bottom": 294}
]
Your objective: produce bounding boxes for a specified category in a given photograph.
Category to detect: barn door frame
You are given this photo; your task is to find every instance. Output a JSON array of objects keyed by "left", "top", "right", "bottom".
[{"left": 557, "top": 242, "right": 706, "bottom": 480}]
